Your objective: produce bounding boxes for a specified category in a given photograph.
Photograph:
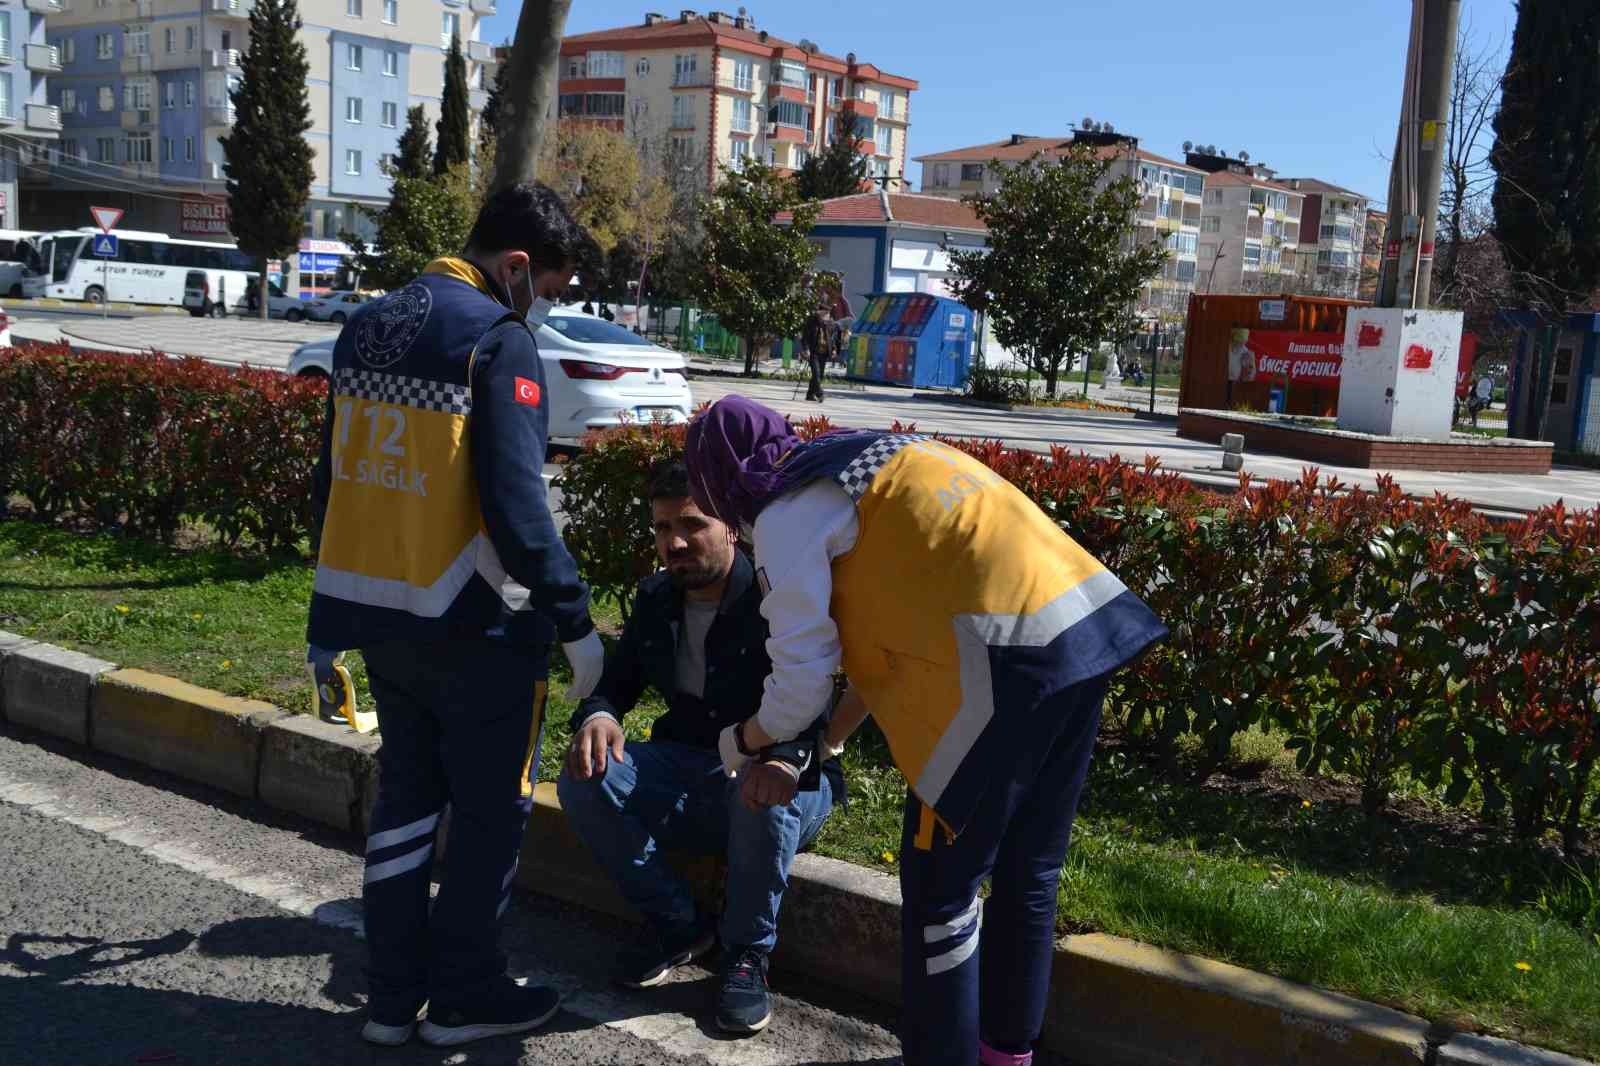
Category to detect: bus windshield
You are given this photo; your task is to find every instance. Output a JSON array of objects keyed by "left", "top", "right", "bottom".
[{"left": 50, "top": 236, "right": 84, "bottom": 283}]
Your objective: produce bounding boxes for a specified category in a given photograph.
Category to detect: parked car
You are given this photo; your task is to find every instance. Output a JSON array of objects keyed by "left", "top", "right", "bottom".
[
  {"left": 0, "top": 304, "right": 12, "bottom": 347},
  {"left": 285, "top": 307, "right": 692, "bottom": 445},
  {"left": 304, "top": 290, "right": 373, "bottom": 324}
]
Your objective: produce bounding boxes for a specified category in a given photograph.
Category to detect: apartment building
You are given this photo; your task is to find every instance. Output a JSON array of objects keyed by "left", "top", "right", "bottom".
[
  {"left": 1360, "top": 208, "right": 1387, "bottom": 302},
  {"left": 1281, "top": 177, "right": 1370, "bottom": 299},
  {"left": 914, "top": 129, "right": 1209, "bottom": 316},
  {"left": 557, "top": 10, "right": 916, "bottom": 191},
  {"left": 24, "top": 0, "right": 495, "bottom": 239},
  {"left": 0, "top": 0, "right": 63, "bottom": 229},
  {"left": 1185, "top": 150, "right": 1304, "bottom": 295}
]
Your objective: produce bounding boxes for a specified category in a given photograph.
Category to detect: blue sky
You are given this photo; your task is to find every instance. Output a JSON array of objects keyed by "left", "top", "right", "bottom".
[{"left": 481, "top": 0, "right": 1519, "bottom": 209}]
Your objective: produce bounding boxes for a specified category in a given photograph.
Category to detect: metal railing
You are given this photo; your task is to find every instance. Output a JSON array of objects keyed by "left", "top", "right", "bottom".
[{"left": 26, "top": 103, "right": 61, "bottom": 130}]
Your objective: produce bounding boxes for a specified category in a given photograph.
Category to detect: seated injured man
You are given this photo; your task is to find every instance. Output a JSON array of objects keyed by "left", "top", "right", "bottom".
[{"left": 557, "top": 459, "right": 841, "bottom": 1036}]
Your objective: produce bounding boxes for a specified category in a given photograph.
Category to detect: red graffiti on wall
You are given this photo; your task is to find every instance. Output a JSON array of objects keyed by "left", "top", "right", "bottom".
[
  {"left": 1403, "top": 344, "right": 1434, "bottom": 370},
  {"left": 1357, "top": 322, "right": 1385, "bottom": 348}
]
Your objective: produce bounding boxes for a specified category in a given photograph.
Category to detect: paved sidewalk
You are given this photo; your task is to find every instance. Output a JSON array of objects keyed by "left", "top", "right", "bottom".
[{"left": 53, "top": 314, "right": 335, "bottom": 368}]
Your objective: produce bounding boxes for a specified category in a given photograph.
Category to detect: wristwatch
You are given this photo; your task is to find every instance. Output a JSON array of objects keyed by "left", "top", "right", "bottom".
[{"left": 734, "top": 719, "right": 759, "bottom": 758}]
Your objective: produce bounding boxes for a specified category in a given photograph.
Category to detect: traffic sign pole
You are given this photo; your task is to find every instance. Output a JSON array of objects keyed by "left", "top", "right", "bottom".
[{"left": 90, "top": 207, "right": 124, "bottom": 317}]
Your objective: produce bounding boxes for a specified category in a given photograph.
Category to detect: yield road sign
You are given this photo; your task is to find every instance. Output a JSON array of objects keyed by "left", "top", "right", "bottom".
[
  {"left": 91, "top": 233, "right": 119, "bottom": 258},
  {"left": 90, "top": 205, "right": 124, "bottom": 233}
]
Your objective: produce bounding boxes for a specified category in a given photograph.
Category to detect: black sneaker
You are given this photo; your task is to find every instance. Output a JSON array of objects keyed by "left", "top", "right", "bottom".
[
  {"left": 417, "top": 978, "right": 561, "bottom": 1047},
  {"left": 615, "top": 918, "right": 716, "bottom": 988},
  {"left": 715, "top": 946, "right": 772, "bottom": 1034},
  {"left": 361, "top": 998, "right": 425, "bottom": 1046}
]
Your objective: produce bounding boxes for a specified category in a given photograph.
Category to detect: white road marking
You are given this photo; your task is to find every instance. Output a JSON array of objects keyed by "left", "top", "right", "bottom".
[{"left": 0, "top": 767, "right": 896, "bottom": 1064}]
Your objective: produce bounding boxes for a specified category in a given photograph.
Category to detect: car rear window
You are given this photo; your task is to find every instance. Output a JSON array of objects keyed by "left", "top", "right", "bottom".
[{"left": 544, "top": 315, "right": 651, "bottom": 346}]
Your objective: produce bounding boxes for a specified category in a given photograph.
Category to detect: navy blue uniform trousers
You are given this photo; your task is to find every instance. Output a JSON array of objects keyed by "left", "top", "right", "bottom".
[
  {"left": 360, "top": 638, "right": 547, "bottom": 1011},
  {"left": 898, "top": 674, "right": 1108, "bottom": 1066}
]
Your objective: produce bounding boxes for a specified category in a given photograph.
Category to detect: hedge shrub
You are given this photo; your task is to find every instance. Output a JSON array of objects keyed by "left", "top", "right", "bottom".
[
  {"left": 0, "top": 344, "right": 324, "bottom": 551},
  {"left": 560, "top": 420, "right": 1600, "bottom": 847}
]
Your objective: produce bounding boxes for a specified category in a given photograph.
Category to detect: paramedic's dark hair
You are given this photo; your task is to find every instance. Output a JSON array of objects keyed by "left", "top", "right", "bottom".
[
  {"left": 646, "top": 460, "right": 692, "bottom": 504},
  {"left": 464, "top": 182, "right": 585, "bottom": 272}
]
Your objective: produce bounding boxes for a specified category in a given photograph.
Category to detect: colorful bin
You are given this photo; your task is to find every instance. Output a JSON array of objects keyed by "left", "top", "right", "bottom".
[{"left": 847, "top": 293, "right": 974, "bottom": 390}]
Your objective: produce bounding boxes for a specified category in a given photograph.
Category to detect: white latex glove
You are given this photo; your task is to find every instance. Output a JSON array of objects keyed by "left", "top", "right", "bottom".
[
  {"left": 561, "top": 631, "right": 605, "bottom": 701},
  {"left": 718, "top": 722, "right": 754, "bottom": 779}
]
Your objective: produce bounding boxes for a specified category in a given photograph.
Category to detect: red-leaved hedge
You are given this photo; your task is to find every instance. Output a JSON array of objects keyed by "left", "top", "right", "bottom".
[{"left": 0, "top": 344, "right": 325, "bottom": 550}]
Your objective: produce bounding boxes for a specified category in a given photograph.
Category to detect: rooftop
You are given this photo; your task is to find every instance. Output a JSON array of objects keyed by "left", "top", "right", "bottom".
[
  {"left": 913, "top": 135, "right": 1199, "bottom": 173},
  {"left": 1203, "top": 170, "right": 1302, "bottom": 195},
  {"left": 776, "top": 191, "right": 987, "bottom": 232},
  {"left": 1279, "top": 177, "right": 1373, "bottom": 201}
]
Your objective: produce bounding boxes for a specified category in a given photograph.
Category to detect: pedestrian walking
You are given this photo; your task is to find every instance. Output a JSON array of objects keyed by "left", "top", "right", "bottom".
[
  {"left": 685, "top": 397, "right": 1167, "bottom": 1066},
  {"left": 801, "top": 305, "right": 831, "bottom": 403},
  {"left": 307, "top": 182, "right": 605, "bottom": 1049}
]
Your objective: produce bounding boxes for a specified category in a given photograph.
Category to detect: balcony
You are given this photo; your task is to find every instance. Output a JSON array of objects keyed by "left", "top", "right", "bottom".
[
  {"left": 671, "top": 68, "right": 711, "bottom": 88},
  {"left": 716, "top": 72, "right": 755, "bottom": 94},
  {"left": 25, "top": 103, "right": 60, "bottom": 130},
  {"left": 467, "top": 40, "right": 495, "bottom": 63},
  {"left": 24, "top": 43, "right": 61, "bottom": 73},
  {"left": 206, "top": 104, "right": 235, "bottom": 126},
  {"left": 210, "top": 0, "right": 254, "bottom": 15},
  {"left": 207, "top": 49, "right": 241, "bottom": 70},
  {"left": 468, "top": 0, "right": 495, "bottom": 13},
  {"left": 877, "top": 105, "right": 908, "bottom": 124},
  {"left": 24, "top": 0, "right": 64, "bottom": 12},
  {"left": 207, "top": 161, "right": 225, "bottom": 180},
  {"left": 469, "top": 89, "right": 488, "bottom": 112},
  {"left": 121, "top": 108, "right": 155, "bottom": 129},
  {"left": 729, "top": 116, "right": 753, "bottom": 134},
  {"left": 122, "top": 52, "right": 155, "bottom": 74}
]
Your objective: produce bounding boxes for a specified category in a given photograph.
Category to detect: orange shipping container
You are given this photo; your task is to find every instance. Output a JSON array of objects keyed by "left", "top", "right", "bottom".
[{"left": 1180, "top": 293, "right": 1365, "bottom": 417}]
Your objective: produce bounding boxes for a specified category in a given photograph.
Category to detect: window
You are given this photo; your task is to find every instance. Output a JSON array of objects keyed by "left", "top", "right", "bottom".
[
  {"left": 879, "top": 87, "right": 894, "bottom": 115},
  {"left": 163, "top": 82, "right": 174, "bottom": 108},
  {"left": 673, "top": 53, "right": 698, "bottom": 85},
  {"left": 770, "top": 99, "right": 807, "bottom": 128},
  {"left": 932, "top": 163, "right": 950, "bottom": 188},
  {"left": 874, "top": 157, "right": 890, "bottom": 179},
  {"left": 874, "top": 125, "right": 892, "bottom": 156},
  {"left": 1185, "top": 174, "right": 1204, "bottom": 195},
  {"left": 97, "top": 137, "right": 116, "bottom": 162},
  {"left": 1330, "top": 250, "right": 1350, "bottom": 268},
  {"left": 671, "top": 94, "right": 692, "bottom": 129},
  {"left": 61, "top": 88, "right": 77, "bottom": 112},
  {"left": 347, "top": 44, "right": 362, "bottom": 70},
  {"left": 1554, "top": 347, "right": 1573, "bottom": 376},
  {"left": 796, "top": 147, "right": 810, "bottom": 168},
  {"left": 164, "top": 27, "right": 175, "bottom": 53},
  {"left": 729, "top": 139, "right": 749, "bottom": 168},
  {"left": 1333, "top": 223, "right": 1353, "bottom": 242},
  {"left": 1243, "top": 243, "right": 1262, "bottom": 267},
  {"left": 772, "top": 59, "right": 805, "bottom": 89},
  {"left": 1175, "top": 260, "right": 1197, "bottom": 283},
  {"left": 1166, "top": 232, "right": 1197, "bottom": 256},
  {"left": 671, "top": 134, "right": 694, "bottom": 160},
  {"left": 960, "top": 163, "right": 984, "bottom": 182},
  {"left": 564, "top": 56, "right": 582, "bottom": 80},
  {"left": 0, "top": 74, "right": 9, "bottom": 120},
  {"left": 1201, "top": 216, "right": 1221, "bottom": 234},
  {"left": 1320, "top": 223, "right": 1335, "bottom": 240},
  {"left": 162, "top": 137, "right": 173, "bottom": 161},
  {"left": 96, "top": 32, "right": 114, "bottom": 60},
  {"left": 635, "top": 57, "right": 650, "bottom": 77},
  {"left": 441, "top": 12, "right": 460, "bottom": 46},
  {"left": 558, "top": 92, "right": 583, "bottom": 117},
  {"left": 586, "top": 50, "right": 623, "bottom": 77},
  {"left": 98, "top": 85, "right": 114, "bottom": 111},
  {"left": 185, "top": 136, "right": 195, "bottom": 162},
  {"left": 346, "top": 96, "right": 362, "bottom": 123},
  {"left": 1206, "top": 189, "right": 1223, "bottom": 204},
  {"left": 1157, "top": 197, "right": 1173, "bottom": 219},
  {"left": 733, "top": 57, "right": 752, "bottom": 91},
  {"left": 124, "top": 80, "right": 152, "bottom": 110},
  {"left": 730, "top": 96, "right": 752, "bottom": 132},
  {"left": 186, "top": 26, "right": 196, "bottom": 51},
  {"left": 125, "top": 27, "right": 149, "bottom": 56},
  {"left": 62, "top": 37, "right": 76, "bottom": 63},
  {"left": 1199, "top": 243, "right": 1216, "bottom": 262},
  {"left": 381, "top": 101, "right": 397, "bottom": 126},
  {"left": 126, "top": 133, "right": 152, "bottom": 163},
  {"left": 585, "top": 92, "right": 624, "bottom": 116},
  {"left": 184, "top": 81, "right": 195, "bottom": 108},
  {"left": 346, "top": 0, "right": 362, "bottom": 16},
  {"left": 383, "top": 50, "right": 397, "bottom": 76},
  {"left": 828, "top": 77, "right": 842, "bottom": 105},
  {"left": 345, "top": 149, "right": 362, "bottom": 175},
  {"left": 61, "top": 139, "right": 81, "bottom": 162},
  {"left": 767, "top": 144, "right": 776, "bottom": 166},
  {"left": 383, "top": 0, "right": 397, "bottom": 22}
]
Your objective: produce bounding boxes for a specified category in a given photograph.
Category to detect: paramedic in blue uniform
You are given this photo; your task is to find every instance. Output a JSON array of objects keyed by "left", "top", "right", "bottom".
[
  {"left": 685, "top": 396, "right": 1167, "bottom": 1066},
  {"left": 307, "top": 182, "right": 606, "bottom": 1049}
]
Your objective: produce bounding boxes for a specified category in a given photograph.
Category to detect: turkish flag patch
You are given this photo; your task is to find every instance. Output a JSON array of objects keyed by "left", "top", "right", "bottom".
[{"left": 514, "top": 377, "right": 541, "bottom": 407}]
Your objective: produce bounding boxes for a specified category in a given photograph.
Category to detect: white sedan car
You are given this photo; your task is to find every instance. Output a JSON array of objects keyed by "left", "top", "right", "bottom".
[
  {"left": 304, "top": 290, "right": 374, "bottom": 324},
  {"left": 0, "top": 304, "right": 12, "bottom": 347},
  {"left": 285, "top": 307, "right": 692, "bottom": 446}
]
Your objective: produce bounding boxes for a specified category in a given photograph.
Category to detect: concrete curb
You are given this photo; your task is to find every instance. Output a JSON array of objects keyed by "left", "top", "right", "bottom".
[{"left": 0, "top": 632, "right": 1590, "bottom": 1066}]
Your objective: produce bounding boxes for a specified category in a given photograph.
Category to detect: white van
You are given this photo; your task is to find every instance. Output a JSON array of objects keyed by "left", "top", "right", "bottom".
[{"left": 0, "top": 229, "right": 41, "bottom": 298}]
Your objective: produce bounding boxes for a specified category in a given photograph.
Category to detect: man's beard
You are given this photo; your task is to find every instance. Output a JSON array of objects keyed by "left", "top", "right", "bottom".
[{"left": 667, "top": 557, "right": 724, "bottom": 591}]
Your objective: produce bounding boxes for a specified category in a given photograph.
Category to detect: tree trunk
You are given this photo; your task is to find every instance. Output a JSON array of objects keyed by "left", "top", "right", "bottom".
[
  {"left": 743, "top": 335, "right": 757, "bottom": 377},
  {"left": 1044, "top": 360, "right": 1058, "bottom": 398},
  {"left": 490, "top": 0, "right": 572, "bottom": 195},
  {"left": 258, "top": 259, "right": 269, "bottom": 322}
]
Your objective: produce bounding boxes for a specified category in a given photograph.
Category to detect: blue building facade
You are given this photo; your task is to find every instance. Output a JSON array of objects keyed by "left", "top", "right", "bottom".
[{"left": 0, "top": 0, "right": 62, "bottom": 229}]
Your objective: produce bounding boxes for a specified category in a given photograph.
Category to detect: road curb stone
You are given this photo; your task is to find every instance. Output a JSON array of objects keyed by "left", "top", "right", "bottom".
[
  {"left": 1, "top": 636, "right": 1591, "bottom": 1066},
  {"left": 1, "top": 641, "right": 114, "bottom": 744}
]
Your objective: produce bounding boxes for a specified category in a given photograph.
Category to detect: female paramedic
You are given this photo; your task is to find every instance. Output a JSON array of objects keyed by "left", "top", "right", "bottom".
[{"left": 685, "top": 396, "right": 1166, "bottom": 1066}]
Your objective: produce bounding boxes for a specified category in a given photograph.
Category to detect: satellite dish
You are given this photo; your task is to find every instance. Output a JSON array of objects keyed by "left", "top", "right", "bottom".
[
  {"left": 738, "top": 4, "right": 747, "bottom": 13},
  {"left": 1183, "top": 140, "right": 1194, "bottom": 153},
  {"left": 1240, "top": 150, "right": 1250, "bottom": 162},
  {"left": 1104, "top": 122, "right": 1115, "bottom": 134},
  {"left": 1082, "top": 116, "right": 1095, "bottom": 131}
]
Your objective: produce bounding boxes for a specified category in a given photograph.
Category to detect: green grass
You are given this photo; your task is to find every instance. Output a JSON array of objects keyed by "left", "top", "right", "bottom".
[{"left": 2, "top": 516, "right": 1597, "bottom": 1057}]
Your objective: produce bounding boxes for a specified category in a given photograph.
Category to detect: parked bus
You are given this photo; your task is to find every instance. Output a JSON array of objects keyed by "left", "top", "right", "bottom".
[
  {"left": 22, "top": 228, "right": 257, "bottom": 313},
  {"left": 0, "top": 229, "right": 42, "bottom": 298}
]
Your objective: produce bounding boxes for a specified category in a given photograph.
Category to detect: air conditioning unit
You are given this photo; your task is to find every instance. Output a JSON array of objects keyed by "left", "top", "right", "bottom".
[{"left": 766, "top": 122, "right": 778, "bottom": 136}]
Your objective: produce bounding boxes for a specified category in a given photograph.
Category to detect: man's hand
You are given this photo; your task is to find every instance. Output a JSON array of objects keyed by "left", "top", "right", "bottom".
[
  {"left": 739, "top": 760, "right": 800, "bottom": 811},
  {"left": 567, "top": 714, "right": 625, "bottom": 780}
]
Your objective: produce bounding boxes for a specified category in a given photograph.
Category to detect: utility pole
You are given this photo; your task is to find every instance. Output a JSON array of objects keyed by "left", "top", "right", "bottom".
[{"left": 1376, "top": 0, "right": 1462, "bottom": 308}]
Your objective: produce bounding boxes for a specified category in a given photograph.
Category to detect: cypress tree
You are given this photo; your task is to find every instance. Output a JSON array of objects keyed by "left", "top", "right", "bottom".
[
  {"left": 435, "top": 34, "right": 471, "bottom": 176},
  {"left": 395, "top": 104, "right": 432, "bottom": 180},
  {"left": 477, "top": 51, "right": 508, "bottom": 162},
  {"left": 221, "top": 0, "right": 314, "bottom": 319},
  {"left": 795, "top": 103, "right": 871, "bottom": 201},
  {"left": 1490, "top": 0, "right": 1600, "bottom": 315}
]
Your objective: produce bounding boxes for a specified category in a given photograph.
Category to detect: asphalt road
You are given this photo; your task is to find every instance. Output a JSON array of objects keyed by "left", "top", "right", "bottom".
[{"left": 0, "top": 725, "right": 1085, "bottom": 1066}]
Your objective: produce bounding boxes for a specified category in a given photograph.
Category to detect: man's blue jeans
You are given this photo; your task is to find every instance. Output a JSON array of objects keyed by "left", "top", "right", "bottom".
[{"left": 557, "top": 739, "right": 833, "bottom": 952}]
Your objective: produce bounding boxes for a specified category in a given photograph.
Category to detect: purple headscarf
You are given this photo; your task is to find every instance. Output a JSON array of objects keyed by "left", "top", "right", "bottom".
[{"left": 684, "top": 396, "right": 802, "bottom": 528}]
